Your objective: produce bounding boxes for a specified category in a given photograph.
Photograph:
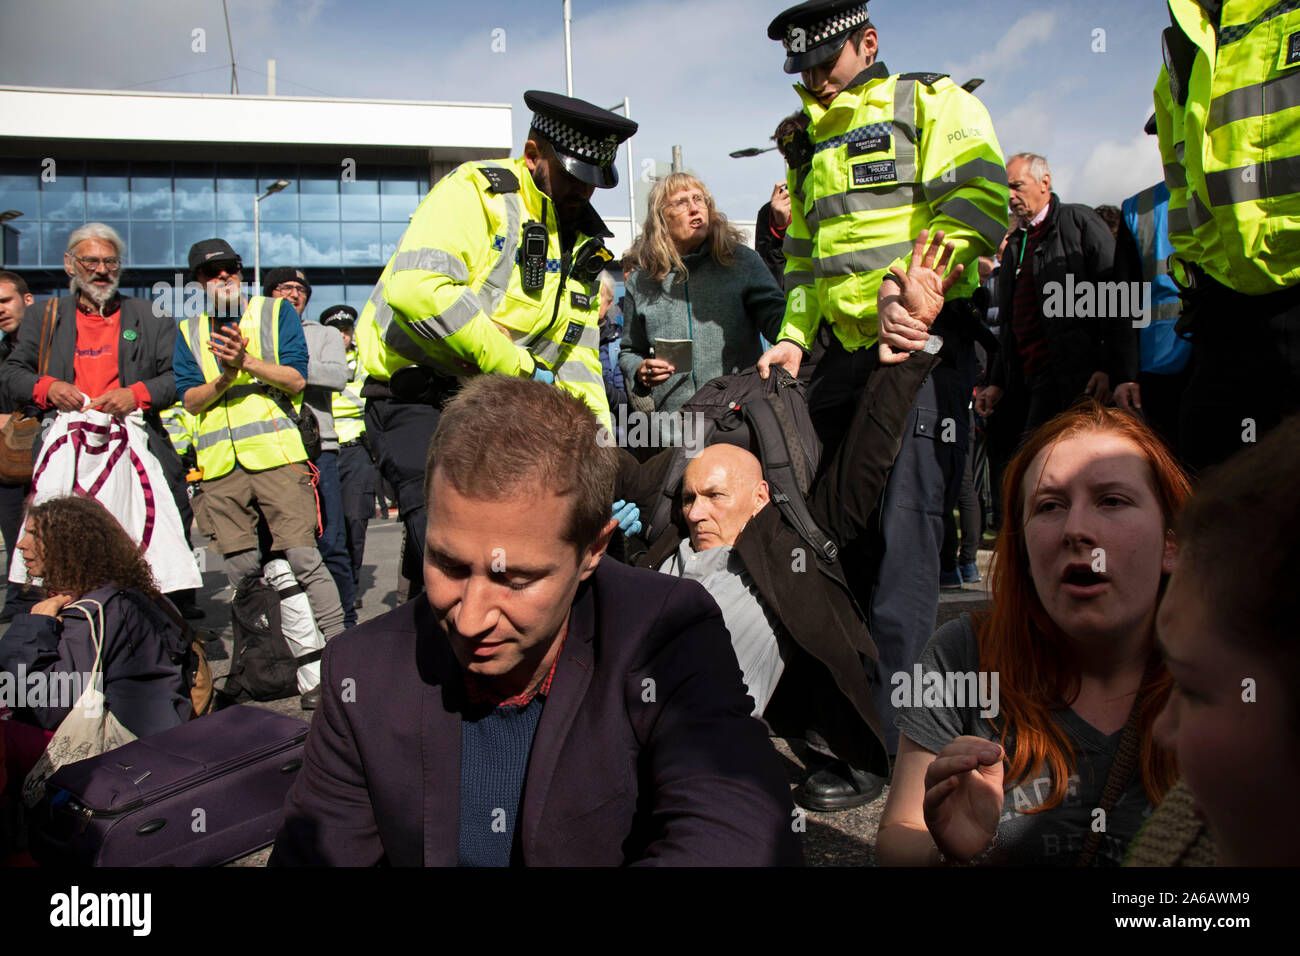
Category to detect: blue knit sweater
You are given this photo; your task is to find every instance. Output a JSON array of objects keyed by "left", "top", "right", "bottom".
[{"left": 457, "top": 697, "right": 545, "bottom": 867}]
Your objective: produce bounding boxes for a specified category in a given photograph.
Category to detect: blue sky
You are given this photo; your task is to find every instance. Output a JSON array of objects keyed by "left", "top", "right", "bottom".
[{"left": 0, "top": 0, "right": 1173, "bottom": 239}]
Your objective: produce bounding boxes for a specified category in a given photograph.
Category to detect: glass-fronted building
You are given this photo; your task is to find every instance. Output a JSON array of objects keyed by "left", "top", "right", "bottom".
[{"left": 0, "top": 85, "right": 512, "bottom": 316}]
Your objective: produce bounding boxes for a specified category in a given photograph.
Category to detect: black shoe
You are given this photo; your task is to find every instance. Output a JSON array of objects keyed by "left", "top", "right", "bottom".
[
  {"left": 299, "top": 686, "right": 322, "bottom": 710},
  {"left": 794, "top": 761, "right": 887, "bottom": 812},
  {"left": 180, "top": 603, "right": 206, "bottom": 621}
]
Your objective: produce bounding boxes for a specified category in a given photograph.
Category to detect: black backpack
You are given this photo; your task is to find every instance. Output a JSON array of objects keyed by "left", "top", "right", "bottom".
[
  {"left": 217, "top": 574, "right": 314, "bottom": 704},
  {"left": 643, "top": 365, "right": 840, "bottom": 564}
]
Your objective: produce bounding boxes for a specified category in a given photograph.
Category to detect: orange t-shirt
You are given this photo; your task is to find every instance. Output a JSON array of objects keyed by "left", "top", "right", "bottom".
[
  {"left": 32, "top": 304, "right": 152, "bottom": 411},
  {"left": 73, "top": 307, "right": 122, "bottom": 400}
]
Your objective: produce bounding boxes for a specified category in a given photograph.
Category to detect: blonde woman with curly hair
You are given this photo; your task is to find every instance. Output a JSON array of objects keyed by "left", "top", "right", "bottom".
[{"left": 618, "top": 174, "right": 786, "bottom": 442}]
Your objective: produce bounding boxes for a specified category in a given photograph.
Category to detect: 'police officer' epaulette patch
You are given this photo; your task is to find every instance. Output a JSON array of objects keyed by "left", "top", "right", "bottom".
[
  {"left": 899, "top": 72, "right": 949, "bottom": 86},
  {"left": 478, "top": 166, "right": 520, "bottom": 193}
]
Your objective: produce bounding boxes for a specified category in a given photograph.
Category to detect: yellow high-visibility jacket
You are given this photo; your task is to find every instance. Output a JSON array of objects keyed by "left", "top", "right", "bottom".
[
  {"left": 356, "top": 156, "right": 612, "bottom": 429},
  {"left": 332, "top": 349, "right": 365, "bottom": 446},
  {"left": 159, "top": 402, "right": 197, "bottom": 456},
  {"left": 1158, "top": 0, "right": 1300, "bottom": 293},
  {"left": 179, "top": 296, "right": 307, "bottom": 480},
  {"left": 780, "top": 62, "right": 1009, "bottom": 353}
]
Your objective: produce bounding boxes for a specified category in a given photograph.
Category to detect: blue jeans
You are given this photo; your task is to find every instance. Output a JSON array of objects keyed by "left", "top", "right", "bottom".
[{"left": 316, "top": 451, "right": 356, "bottom": 628}]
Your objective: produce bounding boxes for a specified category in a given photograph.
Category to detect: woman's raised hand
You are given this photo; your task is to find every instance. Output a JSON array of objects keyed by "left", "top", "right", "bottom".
[{"left": 922, "top": 735, "right": 1005, "bottom": 863}]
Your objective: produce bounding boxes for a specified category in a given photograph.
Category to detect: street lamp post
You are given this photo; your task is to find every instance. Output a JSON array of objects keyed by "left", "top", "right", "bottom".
[
  {"left": 0, "top": 210, "right": 23, "bottom": 269},
  {"left": 562, "top": 0, "right": 574, "bottom": 95},
  {"left": 253, "top": 180, "right": 290, "bottom": 290}
]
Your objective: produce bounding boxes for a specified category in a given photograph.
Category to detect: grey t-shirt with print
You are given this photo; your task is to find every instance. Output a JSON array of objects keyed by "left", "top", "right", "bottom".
[{"left": 894, "top": 614, "right": 1153, "bottom": 866}]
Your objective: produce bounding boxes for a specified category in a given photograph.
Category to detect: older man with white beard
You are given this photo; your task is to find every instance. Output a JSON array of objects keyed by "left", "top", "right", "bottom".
[
  {"left": 0, "top": 222, "right": 198, "bottom": 614},
  {"left": 0, "top": 224, "right": 180, "bottom": 427}
]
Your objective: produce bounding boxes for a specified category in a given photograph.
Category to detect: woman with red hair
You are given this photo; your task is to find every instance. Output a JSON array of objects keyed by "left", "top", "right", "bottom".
[{"left": 877, "top": 402, "right": 1190, "bottom": 866}]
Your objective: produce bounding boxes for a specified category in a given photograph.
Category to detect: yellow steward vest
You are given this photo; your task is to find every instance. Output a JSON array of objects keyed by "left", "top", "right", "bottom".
[
  {"left": 180, "top": 296, "right": 307, "bottom": 480},
  {"left": 332, "top": 350, "right": 366, "bottom": 445}
]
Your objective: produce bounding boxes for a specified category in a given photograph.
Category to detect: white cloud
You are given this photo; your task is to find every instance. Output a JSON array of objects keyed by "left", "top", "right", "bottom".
[
  {"left": 942, "top": 11, "right": 1059, "bottom": 84},
  {"left": 1068, "top": 130, "right": 1164, "bottom": 206}
]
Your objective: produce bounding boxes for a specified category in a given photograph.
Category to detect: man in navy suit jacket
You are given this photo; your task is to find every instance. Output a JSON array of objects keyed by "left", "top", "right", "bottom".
[{"left": 271, "top": 374, "right": 801, "bottom": 866}]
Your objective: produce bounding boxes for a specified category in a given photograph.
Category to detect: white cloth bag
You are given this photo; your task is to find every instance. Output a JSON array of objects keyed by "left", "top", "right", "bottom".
[
  {"left": 21, "top": 599, "right": 138, "bottom": 808},
  {"left": 10, "top": 409, "right": 201, "bottom": 593}
]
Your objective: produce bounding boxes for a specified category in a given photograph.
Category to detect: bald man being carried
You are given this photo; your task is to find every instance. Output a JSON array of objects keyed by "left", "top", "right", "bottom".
[{"left": 615, "top": 230, "right": 964, "bottom": 812}]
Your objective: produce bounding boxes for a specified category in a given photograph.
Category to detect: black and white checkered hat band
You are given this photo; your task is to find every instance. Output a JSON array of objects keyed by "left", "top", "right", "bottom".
[
  {"left": 784, "top": 3, "right": 870, "bottom": 52},
  {"left": 532, "top": 113, "right": 619, "bottom": 166}
]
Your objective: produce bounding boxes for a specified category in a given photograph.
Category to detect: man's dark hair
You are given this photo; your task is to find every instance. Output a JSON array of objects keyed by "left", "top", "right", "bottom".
[
  {"left": 0, "top": 270, "right": 30, "bottom": 297},
  {"left": 1094, "top": 204, "right": 1122, "bottom": 240},
  {"left": 772, "top": 112, "right": 810, "bottom": 166},
  {"left": 424, "top": 375, "right": 617, "bottom": 553}
]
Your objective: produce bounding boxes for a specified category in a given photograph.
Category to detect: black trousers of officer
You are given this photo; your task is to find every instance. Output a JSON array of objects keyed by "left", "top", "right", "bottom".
[
  {"left": 363, "top": 396, "right": 441, "bottom": 596},
  {"left": 337, "top": 441, "right": 376, "bottom": 593},
  {"left": 799, "top": 309, "right": 979, "bottom": 755},
  {"left": 1177, "top": 276, "right": 1300, "bottom": 475}
]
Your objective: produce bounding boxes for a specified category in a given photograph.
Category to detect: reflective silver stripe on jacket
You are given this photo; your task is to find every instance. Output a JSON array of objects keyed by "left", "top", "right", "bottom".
[
  {"left": 921, "top": 158, "right": 1008, "bottom": 203},
  {"left": 336, "top": 386, "right": 365, "bottom": 413},
  {"left": 805, "top": 185, "right": 920, "bottom": 231},
  {"left": 476, "top": 163, "right": 524, "bottom": 317},
  {"left": 194, "top": 417, "right": 291, "bottom": 451},
  {"left": 1207, "top": 69, "right": 1300, "bottom": 132},
  {"left": 931, "top": 195, "right": 1006, "bottom": 247},
  {"left": 387, "top": 247, "right": 470, "bottom": 281},
  {"left": 892, "top": 80, "right": 918, "bottom": 184},
  {"left": 1134, "top": 186, "right": 1158, "bottom": 282},
  {"left": 258, "top": 296, "right": 276, "bottom": 360},
  {"left": 1204, "top": 153, "right": 1300, "bottom": 206},
  {"left": 552, "top": 359, "right": 603, "bottom": 387},
  {"left": 365, "top": 280, "right": 431, "bottom": 366},
  {"left": 784, "top": 269, "right": 814, "bottom": 292},
  {"left": 405, "top": 289, "right": 486, "bottom": 341},
  {"left": 813, "top": 239, "right": 915, "bottom": 278},
  {"left": 783, "top": 235, "right": 813, "bottom": 259},
  {"left": 1164, "top": 162, "right": 1187, "bottom": 189}
]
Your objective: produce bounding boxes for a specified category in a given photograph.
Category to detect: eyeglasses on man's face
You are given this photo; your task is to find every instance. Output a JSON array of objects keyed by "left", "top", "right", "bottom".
[
  {"left": 72, "top": 255, "right": 123, "bottom": 272},
  {"left": 275, "top": 282, "right": 308, "bottom": 296},
  {"left": 665, "top": 193, "right": 708, "bottom": 214}
]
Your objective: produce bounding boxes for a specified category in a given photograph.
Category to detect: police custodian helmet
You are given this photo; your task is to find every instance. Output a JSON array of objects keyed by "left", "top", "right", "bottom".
[
  {"left": 523, "top": 90, "right": 638, "bottom": 189},
  {"left": 768, "top": 0, "right": 873, "bottom": 75}
]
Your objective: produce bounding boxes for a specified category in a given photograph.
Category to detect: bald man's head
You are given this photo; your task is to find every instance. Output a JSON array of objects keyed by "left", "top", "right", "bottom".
[{"left": 681, "top": 444, "right": 770, "bottom": 550}]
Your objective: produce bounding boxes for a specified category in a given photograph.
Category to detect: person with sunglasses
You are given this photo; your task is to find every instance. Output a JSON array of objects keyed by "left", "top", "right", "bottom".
[{"left": 173, "top": 238, "right": 345, "bottom": 708}]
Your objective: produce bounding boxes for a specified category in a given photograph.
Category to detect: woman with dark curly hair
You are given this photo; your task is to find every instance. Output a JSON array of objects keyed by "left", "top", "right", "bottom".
[{"left": 0, "top": 495, "right": 194, "bottom": 739}]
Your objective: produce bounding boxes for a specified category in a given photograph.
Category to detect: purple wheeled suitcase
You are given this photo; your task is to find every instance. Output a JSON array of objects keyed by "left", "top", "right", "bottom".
[{"left": 29, "top": 705, "right": 309, "bottom": 867}]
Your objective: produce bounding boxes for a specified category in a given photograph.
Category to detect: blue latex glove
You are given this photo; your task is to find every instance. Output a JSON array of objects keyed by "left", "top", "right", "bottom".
[
  {"left": 532, "top": 364, "right": 555, "bottom": 384},
  {"left": 611, "top": 499, "right": 642, "bottom": 536}
]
